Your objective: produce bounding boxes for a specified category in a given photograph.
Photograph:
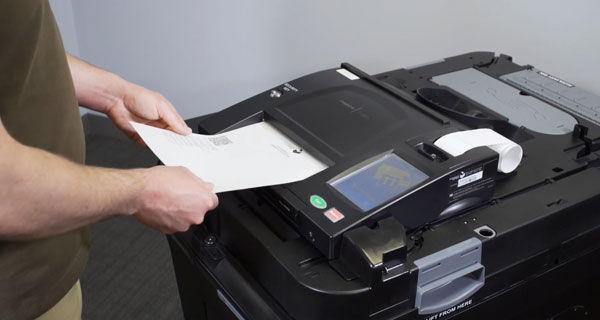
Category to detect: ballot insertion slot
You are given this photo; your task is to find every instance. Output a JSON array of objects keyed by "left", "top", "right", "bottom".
[
  {"left": 214, "top": 111, "right": 335, "bottom": 169},
  {"left": 208, "top": 111, "right": 265, "bottom": 134}
]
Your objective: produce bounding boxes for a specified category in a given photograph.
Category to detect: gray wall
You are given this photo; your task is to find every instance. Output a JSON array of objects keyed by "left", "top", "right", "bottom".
[
  {"left": 49, "top": 0, "right": 79, "bottom": 56},
  {"left": 53, "top": 1, "right": 599, "bottom": 119}
]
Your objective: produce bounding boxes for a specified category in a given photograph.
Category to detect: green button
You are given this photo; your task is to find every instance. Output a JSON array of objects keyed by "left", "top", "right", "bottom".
[{"left": 310, "top": 195, "right": 327, "bottom": 209}]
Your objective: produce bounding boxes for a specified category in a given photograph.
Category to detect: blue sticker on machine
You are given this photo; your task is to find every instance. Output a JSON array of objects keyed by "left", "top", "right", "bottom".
[{"left": 330, "top": 153, "right": 429, "bottom": 212}]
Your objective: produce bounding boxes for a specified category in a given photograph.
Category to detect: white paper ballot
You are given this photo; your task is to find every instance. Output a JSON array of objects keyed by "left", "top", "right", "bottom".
[
  {"left": 434, "top": 128, "right": 523, "bottom": 173},
  {"left": 131, "top": 122, "right": 328, "bottom": 193}
]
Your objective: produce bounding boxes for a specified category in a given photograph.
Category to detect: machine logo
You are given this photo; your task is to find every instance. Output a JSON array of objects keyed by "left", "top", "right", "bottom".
[{"left": 338, "top": 99, "right": 370, "bottom": 120}]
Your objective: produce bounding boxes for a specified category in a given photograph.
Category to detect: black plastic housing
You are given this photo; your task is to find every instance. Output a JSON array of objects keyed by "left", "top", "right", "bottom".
[{"left": 168, "top": 52, "right": 600, "bottom": 319}]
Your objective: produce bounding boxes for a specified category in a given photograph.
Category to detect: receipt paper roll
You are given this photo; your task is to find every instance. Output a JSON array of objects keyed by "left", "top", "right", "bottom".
[{"left": 434, "top": 128, "right": 523, "bottom": 173}]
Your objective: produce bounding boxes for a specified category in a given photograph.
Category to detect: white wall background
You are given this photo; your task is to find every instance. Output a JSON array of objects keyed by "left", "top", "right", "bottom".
[{"left": 51, "top": 0, "right": 600, "bottom": 119}]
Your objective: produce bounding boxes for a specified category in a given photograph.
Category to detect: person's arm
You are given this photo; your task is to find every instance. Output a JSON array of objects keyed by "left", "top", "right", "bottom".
[
  {"left": 0, "top": 118, "right": 218, "bottom": 240},
  {"left": 66, "top": 53, "right": 191, "bottom": 144}
]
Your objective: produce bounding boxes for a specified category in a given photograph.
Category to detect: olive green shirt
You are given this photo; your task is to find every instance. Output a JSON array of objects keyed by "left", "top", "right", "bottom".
[{"left": 0, "top": 1, "right": 90, "bottom": 319}]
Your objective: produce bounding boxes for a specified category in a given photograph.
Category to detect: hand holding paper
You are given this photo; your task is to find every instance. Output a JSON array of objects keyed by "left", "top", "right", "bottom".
[{"left": 131, "top": 121, "right": 328, "bottom": 193}]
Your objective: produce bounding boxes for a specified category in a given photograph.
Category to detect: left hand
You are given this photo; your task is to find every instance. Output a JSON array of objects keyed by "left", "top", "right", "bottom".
[{"left": 106, "top": 82, "right": 192, "bottom": 145}]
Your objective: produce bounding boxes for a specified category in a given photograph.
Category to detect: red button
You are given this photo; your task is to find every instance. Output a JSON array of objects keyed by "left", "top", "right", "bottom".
[{"left": 324, "top": 208, "right": 344, "bottom": 223}]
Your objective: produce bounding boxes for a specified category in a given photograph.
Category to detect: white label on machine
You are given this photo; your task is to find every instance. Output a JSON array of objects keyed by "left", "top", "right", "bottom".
[
  {"left": 336, "top": 68, "right": 360, "bottom": 80},
  {"left": 457, "top": 171, "right": 483, "bottom": 188}
]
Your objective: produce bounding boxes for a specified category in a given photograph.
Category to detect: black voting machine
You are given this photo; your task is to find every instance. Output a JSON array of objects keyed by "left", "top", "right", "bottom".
[{"left": 167, "top": 52, "right": 600, "bottom": 320}]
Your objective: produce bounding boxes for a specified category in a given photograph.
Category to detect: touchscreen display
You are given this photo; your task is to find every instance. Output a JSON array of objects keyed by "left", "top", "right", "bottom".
[{"left": 330, "top": 153, "right": 428, "bottom": 212}]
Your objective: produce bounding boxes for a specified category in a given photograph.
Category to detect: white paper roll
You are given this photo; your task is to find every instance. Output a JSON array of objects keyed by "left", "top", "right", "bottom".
[{"left": 434, "top": 129, "right": 523, "bottom": 173}]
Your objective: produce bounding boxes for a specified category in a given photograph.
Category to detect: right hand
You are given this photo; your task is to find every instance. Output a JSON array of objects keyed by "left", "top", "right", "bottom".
[{"left": 133, "top": 166, "right": 218, "bottom": 233}]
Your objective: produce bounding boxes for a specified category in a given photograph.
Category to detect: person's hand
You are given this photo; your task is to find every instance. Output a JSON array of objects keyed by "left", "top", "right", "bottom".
[
  {"left": 106, "top": 82, "right": 192, "bottom": 145},
  {"left": 133, "top": 166, "right": 218, "bottom": 233}
]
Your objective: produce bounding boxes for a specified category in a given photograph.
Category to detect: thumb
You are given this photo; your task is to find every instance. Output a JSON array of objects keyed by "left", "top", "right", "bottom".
[{"left": 160, "top": 103, "right": 192, "bottom": 135}]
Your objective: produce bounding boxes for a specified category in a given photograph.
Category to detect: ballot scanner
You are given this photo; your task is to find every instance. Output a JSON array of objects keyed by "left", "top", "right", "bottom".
[{"left": 167, "top": 52, "right": 600, "bottom": 319}]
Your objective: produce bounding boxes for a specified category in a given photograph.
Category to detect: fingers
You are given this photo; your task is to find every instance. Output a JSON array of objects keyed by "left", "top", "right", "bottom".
[
  {"left": 158, "top": 99, "right": 192, "bottom": 136},
  {"left": 119, "top": 85, "right": 191, "bottom": 136},
  {"left": 118, "top": 122, "right": 147, "bottom": 147},
  {"left": 206, "top": 188, "right": 219, "bottom": 210},
  {"left": 194, "top": 177, "right": 219, "bottom": 211},
  {"left": 133, "top": 135, "right": 147, "bottom": 147},
  {"left": 133, "top": 166, "right": 218, "bottom": 234}
]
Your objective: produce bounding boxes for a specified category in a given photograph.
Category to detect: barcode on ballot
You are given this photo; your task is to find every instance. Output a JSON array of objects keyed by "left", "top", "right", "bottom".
[{"left": 209, "top": 136, "right": 232, "bottom": 146}]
